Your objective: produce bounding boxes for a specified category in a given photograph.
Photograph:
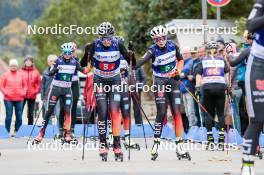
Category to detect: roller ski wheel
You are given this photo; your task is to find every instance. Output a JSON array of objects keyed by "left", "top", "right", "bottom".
[
  {"left": 53, "top": 133, "right": 63, "bottom": 141},
  {"left": 123, "top": 143, "right": 140, "bottom": 150},
  {"left": 217, "top": 142, "right": 225, "bottom": 151},
  {"left": 176, "top": 152, "right": 191, "bottom": 161},
  {"left": 113, "top": 148, "right": 123, "bottom": 162},
  {"left": 206, "top": 142, "right": 215, "bottom": 151}
]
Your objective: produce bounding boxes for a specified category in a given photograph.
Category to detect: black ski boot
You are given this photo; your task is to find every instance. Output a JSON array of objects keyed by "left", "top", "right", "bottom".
[
  {"left": 99, "top": 141, "right": 108, "bottom": 162},
  {"left": 241, "top": 155, "right": 255, "bottom": 175},
  {"left": 33, "top": 128, "right": 46, "bottom": 145},
  {"left": 123, "top": 134, "right": 140, "bottom": 150},
  {"left": 113, "top": 136, "right": 123, "bottom": 162},
  {"left": 54, "top": 128, "right": 64, "bottom": 140},
  {"left": 175, "top": 139, "right": 191, "bottom": 161},
  {"left": 206, "top": 131, "right": 215, "bottom": 151},
  {"left": 218, "top": 128, "right": 225, "bottom": 151},
  {"left": 151, "top": 138, "right": 160, "bottom": 161}
]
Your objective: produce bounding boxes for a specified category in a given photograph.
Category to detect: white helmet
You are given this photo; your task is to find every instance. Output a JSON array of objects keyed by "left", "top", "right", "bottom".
[{"left": 150, "top": 25, "right": 168, "bottom": 39}]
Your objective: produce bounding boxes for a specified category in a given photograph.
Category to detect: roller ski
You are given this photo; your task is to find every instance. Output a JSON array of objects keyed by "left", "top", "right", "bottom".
[
  {"left": 113, "top": 147, "right": 124, "bottom": 162},
  {"left": 217, "top": 128, "right": 225, "bottom": 151},
  {"left": 33, "top": 128, "right": 45, "bottom": 145},
  {"left": 241, "top": 156, "right": 255, "bottom": 175},
  {"left": 99, "top": 142, "right": 108, "bottom": 162},
  {"left": 61, "top": 130, "right": 78, "bottom": 145},
  {"left": 113, "top": 136, "right": 124, "bottom": 162},
  {"left": 151, "top": 139, "right": 160, "bottom": 161},
  {"left": 54, "top": 128, "right": 64, "bottom": 140},
  {"left": 206, "top": 132, "right": 215, "bottom": 151},
  {"left": 123, "top": 134, "right": 140, "bottom": 150},
  {"left": 175, "top": 140, "right": 191, "bottom": 161}
]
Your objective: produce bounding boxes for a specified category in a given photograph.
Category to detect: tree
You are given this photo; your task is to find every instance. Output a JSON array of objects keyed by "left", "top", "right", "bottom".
[{"left": 31, "top": 0, "right": 124, "bottom": 71}]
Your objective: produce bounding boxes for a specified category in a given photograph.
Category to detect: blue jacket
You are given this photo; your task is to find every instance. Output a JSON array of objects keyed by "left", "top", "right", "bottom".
[{"left": 179, "top": 57, "right": 194, "bottom": 93}]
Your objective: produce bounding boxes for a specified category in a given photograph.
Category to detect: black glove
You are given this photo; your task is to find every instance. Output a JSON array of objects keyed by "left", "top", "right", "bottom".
[
  {"left": 195, "top": 86, "right": 201, "bottom": 97},
  {"left": 128, "top": 41, "right": 134, "bottom": 51},
  {"left": 173, "top": 74, "right": 181, "bottom": 81}
]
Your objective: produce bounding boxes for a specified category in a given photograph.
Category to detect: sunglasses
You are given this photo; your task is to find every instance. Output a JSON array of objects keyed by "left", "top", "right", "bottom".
[
  {"left": 64, "top": 51, "right": 73, "bottom": 56},
  {"left": 153, "top": 36, "right": 166, "bottom": 43},
  {"left": 101, "top": 37, "right": 112, "bottom": 42}
]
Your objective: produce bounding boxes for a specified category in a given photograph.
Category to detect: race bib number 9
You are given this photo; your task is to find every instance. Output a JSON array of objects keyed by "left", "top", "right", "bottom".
[
  {"left": 206, "top": 68, "right": 220, "bottom": 76},
  {"left": 99, "top": 63, "right": 116, "bottom": 71}
]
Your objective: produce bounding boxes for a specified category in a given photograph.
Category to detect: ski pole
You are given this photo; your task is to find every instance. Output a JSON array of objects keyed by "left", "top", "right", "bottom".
[
  {"left": 128, "top": 46, "right": 132, "bottom": 160},
  {"left": 26, "top": 102, "right": 44, "bottom": 144},
  {"left": 177, "top": 80, "right": 216, "bottom": 123}
]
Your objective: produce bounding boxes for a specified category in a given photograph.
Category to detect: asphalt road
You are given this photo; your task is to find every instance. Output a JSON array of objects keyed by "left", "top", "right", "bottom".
[{"left": 0, "top": 138, "right": 263, "bottom": 175}]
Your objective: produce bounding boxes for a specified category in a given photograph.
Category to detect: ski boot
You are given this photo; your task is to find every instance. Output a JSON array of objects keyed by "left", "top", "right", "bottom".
[
  {"left": 123, "top": 134, "right": 140, "bottom": 150},
  {"left": 54, "top": 128, "right": 64, "bottom": 140},
  {"left": 217, "top": 128, "right": 225, "bottom": 151},
  {"left": 241, "top": 156, "right": 255, "bottom": 175},
  {"left": 151, "top": 138, "right": 160, "bottom": 161},
  {"left": 62, "top": 130, "right": 78, "bottom": 145},
  {"left": 206, "top": 132, "right": 215, "bottom": 151},
  {"left": 99, "top": 142, "right": 108, "bottom": 162},
  {"left": 33, "top": 128, "right": 45, "bottom": 145},
  {"left": 175, "top": 139, "right": 191, "bottom": 161},
  {"left": 107, "top": 131, "right": 114, "bottom": 148},
  {"left": 113, "top": 136, "right": 124, "bottom": 162},
  {"left": 256, "top": 145, "right": 263, "bottom": 160}
]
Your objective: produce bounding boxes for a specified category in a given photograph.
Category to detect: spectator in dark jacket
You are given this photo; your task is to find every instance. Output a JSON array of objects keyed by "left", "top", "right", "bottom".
[
  {"left": 0, "top": 59, "right": 27, "bottom": 133},
  {"left": 21, "top": 55, "right": 41, "bottom": 125}
]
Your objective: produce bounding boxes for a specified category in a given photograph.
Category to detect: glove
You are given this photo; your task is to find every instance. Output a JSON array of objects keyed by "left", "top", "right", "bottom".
[
  {"left": 128, "top": 41, "right": 134, "bottom": 51},
  {"left": 195, "top": 86, "right": 201, "bottom": 97},
  {"left": 173, "top": 74, "right": 181, "bottom": 81}
]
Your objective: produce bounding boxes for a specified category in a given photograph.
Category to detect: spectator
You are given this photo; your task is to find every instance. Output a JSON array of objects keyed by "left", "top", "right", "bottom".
[
  {"left": 190, "top": 47, "right": 203, "bottom": 126},
  {"left": 0, "top": 59, "right": 26, "bottom": 133},
  {"left": 179, "top": 47, "right": 197, "bottom": 130},
  {"left": 41, "top": 55, "right": 60, "bottom": 126},
  {"left": 21, "top": 55, "right": 41, "bottom": 125}
]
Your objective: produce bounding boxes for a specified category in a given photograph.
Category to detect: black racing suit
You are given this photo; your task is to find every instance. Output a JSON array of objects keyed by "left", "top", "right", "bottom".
[
  {"left": 80, "top": 38, "right": 136, "bottom": 149},
  {"left": 41, "top": 57, "right": 86, "bottom": 133},
  {"left": 242, "top": 0, "right": 264, "bottom": 156},
  {"left": 135, "top": 40, "right": 184, "bottom": 139},
  {"left": 59, "top": 56, "right": 80, "bottom": 133},
  {"left": 196, "top": 56, "right": 230, "bottom": 143}
]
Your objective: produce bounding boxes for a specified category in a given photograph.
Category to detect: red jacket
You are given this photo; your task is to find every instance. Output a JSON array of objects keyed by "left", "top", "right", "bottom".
[
  {"left": 84, "top": 73, "right": 96, "bottom": 111},
  {"left": 0, "top": 70, "right": 27, "bottom": 101},
  {"left": 21, "top": 66, "right": 41, "bottom": 99}
]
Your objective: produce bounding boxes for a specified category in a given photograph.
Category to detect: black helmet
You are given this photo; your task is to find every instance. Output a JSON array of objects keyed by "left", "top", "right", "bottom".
[
  {"left": 98, "top": 22, "right": 115, "bottom": 37},
  {"left": 247, "top": 33, "right": 255, "bottom": 40}
]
